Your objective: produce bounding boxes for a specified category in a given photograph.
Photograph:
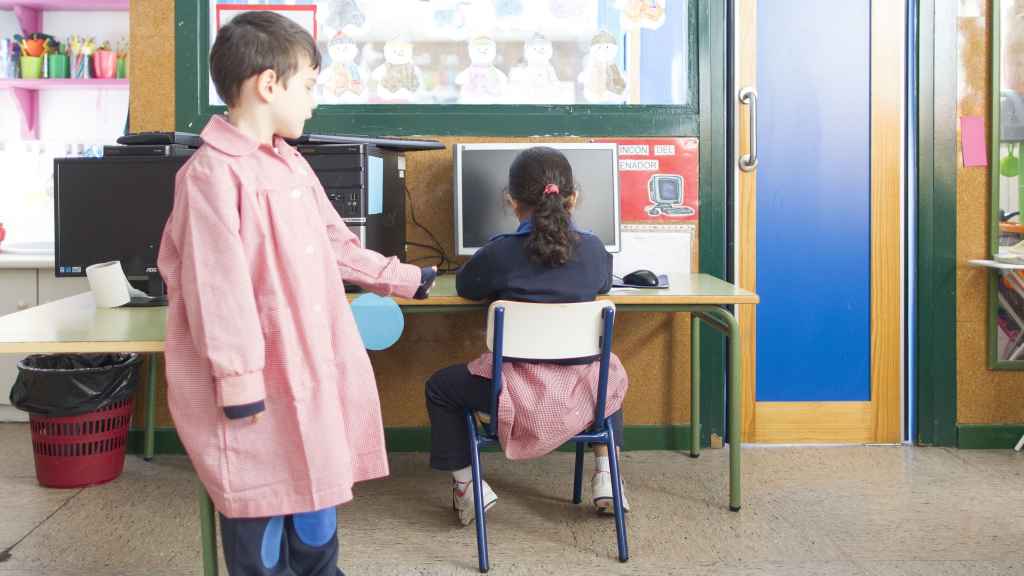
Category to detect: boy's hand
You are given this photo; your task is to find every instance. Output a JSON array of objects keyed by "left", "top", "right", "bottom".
[{"left": 414, "top": 266, "right": 437, "bottom": 300}]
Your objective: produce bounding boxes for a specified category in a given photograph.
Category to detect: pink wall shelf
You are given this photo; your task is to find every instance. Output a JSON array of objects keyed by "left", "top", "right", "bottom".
[
  {"left": 0, "top": 0, "right": 128, "bottom": 34},
  {"left": 1, "top": 79, "right": 128, "bottom": 139},
  {"left": 0, "top": 78, "right": 128, "bottom": 89},
  {"left": 0, "top": 0, "right": 127, "bottom": 8},
  {"left": 0, "top": 0, "right": 129, "bottom": 138}
]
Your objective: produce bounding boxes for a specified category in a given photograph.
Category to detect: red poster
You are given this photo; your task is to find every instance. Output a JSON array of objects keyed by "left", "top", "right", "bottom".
[{"left": 595, "top": 137, "right": 699, "bottom": 223}]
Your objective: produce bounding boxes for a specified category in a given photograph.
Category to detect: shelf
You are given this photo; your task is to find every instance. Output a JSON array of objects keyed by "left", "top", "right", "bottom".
[
  {"left": 0, "top": 0, "right": 127, "bottom": 36},
  {"left": 0, "top": 78, "right": 128, "bottom": 139},
  {"left": 0, "top": 0, "right": 129, "bottom": 139},
  {"left": 0, "top": 0, "right": 127, "bottom": 11},
  {"left": 0, "top": 79, "right": 127, "bottom": 90}
]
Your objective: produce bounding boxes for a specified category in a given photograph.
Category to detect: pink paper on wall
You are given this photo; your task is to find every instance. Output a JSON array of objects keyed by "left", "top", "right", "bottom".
[{"left": 961, "top": 116, "right": 988, "bottom": 167}]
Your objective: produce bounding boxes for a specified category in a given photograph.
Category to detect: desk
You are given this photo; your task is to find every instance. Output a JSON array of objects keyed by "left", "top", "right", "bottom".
[{"left": 0, "top": 273, "right": 757, "bottom": 575}]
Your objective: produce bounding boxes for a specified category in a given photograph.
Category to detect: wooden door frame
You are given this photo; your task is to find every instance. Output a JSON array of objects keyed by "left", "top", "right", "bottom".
[{"left": 735, "top": 0, "right": 904, "bottom": 443}]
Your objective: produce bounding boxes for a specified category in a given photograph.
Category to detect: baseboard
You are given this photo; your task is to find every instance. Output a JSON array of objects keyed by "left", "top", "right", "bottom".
[
  {"left": 956, "top": 424, "right": 1024, "bottom": 449},
  {"left": 0, "top": 405, "right": 29, "bottom": 423},
  {"left": 127, "top": 425, "right": 696, "bottom": 456}
]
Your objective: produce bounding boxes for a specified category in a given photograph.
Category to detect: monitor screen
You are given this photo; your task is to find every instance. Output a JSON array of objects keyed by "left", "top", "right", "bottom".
[
  {"left": 54, "top": 155, "right": 191, "bottom": 278},
  {"left": 652, "top": 175, "right": 683, "bottom": 204},
  {"left": 454, "top": 143, "right": 620, "bottom": 255}
]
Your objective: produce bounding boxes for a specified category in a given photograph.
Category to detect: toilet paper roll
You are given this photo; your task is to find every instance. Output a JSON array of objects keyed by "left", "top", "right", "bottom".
[{"left": 86, "top": 261, "right": 131, "bottom": 308}]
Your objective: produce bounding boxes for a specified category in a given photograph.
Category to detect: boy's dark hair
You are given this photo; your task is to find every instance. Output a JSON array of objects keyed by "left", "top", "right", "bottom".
[
  {"left": 210, "top": 11, "right": 321, "bottom": 107},
  {"left": 507, "top": 147, "right": 578, "bottom": 267}
]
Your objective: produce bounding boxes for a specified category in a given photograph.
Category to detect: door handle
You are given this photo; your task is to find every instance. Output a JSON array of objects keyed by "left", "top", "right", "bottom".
[{"left": 739, "top": 87, "right": 758, "bottom": 172}]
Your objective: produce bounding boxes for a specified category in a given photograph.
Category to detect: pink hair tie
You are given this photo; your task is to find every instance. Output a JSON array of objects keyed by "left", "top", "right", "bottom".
[{"left": 543, "top": 183, "right": 560, "bottom": 195}]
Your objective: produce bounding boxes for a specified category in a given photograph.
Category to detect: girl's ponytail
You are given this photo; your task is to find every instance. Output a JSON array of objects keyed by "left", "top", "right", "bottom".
[{"left": 507, "top": 147, "right": 578, "bottom": 267}]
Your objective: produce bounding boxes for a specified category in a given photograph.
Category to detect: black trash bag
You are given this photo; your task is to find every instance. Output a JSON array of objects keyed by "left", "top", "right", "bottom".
[{"left": 9, "top": 353, "right": 142, "bottom": 417}]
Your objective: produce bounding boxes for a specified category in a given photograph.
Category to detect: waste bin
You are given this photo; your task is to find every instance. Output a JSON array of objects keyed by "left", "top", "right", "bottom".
[{"left": 10, "top": 353, "right": 141, "bottom": 488}]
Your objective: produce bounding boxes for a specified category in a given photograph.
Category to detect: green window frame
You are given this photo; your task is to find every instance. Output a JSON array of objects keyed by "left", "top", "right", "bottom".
[{"left": 175, "top": 0, "right": 700, "bottom": 137}]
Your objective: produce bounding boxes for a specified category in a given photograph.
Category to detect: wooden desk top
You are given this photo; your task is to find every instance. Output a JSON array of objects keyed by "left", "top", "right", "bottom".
[{"left": 0, "top": 273, "right": 757, "bottom": 353}]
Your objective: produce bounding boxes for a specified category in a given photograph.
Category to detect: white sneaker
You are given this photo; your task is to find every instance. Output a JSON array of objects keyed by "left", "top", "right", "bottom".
[
  {"left": 591, "top": 471, "right": 630, "bottom": 514},
  {"left": 452, "top": 478, "right": 498, "bottom": 526}
]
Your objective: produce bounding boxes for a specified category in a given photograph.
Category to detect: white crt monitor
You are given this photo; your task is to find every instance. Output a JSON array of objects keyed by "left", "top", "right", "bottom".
[{"left": 453, "top": 142, "right": 621, "bottom": 256}]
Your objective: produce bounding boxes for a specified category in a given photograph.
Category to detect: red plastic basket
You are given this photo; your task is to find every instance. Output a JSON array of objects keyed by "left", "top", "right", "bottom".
[{"left": 29, "top": 397, "right": 134, "bottom": 488}]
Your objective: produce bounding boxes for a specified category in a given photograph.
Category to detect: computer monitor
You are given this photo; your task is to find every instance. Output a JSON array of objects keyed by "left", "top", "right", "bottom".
[
  {"left": 453, "top": 143, "right": 621, "bottom": 256},
  {"left": 646, "top": 174, "right": 693, "bottom": 217},
  {"left": 54, "top": 154, "right": 192, "bottom": 283},
  {"left": 651, "top": 175, "right": 683, "bottom": 204}
]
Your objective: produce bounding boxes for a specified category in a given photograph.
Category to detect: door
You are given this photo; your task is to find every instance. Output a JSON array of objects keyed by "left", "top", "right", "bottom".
[{"left": 735, "top": 0, "right": 903, "bottom": 443}]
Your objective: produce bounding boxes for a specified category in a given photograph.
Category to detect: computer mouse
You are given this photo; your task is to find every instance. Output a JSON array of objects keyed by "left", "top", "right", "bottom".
[{"left": 623, "top": 269, "right": 659, "bottom": 287}]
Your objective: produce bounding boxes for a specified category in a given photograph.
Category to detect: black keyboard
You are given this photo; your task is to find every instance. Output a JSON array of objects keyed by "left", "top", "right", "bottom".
[
  {"left": 287, "top": 134, "right": 444, "bottom": 152},
  {"left": 117, "top": 132, "right": 202, "bottom": 148}
]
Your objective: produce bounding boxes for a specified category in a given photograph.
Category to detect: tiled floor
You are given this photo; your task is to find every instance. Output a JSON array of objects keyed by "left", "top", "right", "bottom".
[{"left": 0, "top": 424, "right": 1021, "bottom": 575}]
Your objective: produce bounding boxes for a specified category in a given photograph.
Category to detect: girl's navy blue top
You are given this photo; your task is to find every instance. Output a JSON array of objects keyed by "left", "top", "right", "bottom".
[{"left": 455, "top": 219, "right": 613, "bottom": 303}]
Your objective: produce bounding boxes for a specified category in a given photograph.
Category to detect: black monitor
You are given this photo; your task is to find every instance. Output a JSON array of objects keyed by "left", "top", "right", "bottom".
[
  {"left": 54, "top": 154, "right": 192, "bottom": 289},
  {"left": 453, "top": 143, "right": 621, "bottom": 256}
]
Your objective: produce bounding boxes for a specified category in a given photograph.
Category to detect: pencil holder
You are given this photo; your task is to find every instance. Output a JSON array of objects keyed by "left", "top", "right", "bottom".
[
  {"left": 92, "top": 50, "right": 115, "bottom": 79},
  {"left": 71, "top": 53, "right": 90, "bottom": 79},
  {"left": 20, "top": 56, "right": 42, "bottom": 79},
  {"left": 47, "top": 54, "right": 69, "bottom": 79}
]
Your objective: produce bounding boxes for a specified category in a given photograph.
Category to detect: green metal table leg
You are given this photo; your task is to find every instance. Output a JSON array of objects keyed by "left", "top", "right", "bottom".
[
  {"left": 723, "top": 309, "right": 742, "bottom": 512},
  {"left": 691, "top": 306, "right": 742, "bottom": 511},
  {"left": 144, "top": 353, "right": 158, "bottom": 461},
  {"left": 199, "top": 486, "right": 219, "bottom": 576},
  {"left": 690, "top": 313, "right": 701, "bottom": 458}
]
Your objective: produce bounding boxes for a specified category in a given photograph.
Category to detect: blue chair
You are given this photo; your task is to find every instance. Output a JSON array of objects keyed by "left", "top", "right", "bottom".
[{"left": 465, "top": 300, "right": 628, "bottom": 573}]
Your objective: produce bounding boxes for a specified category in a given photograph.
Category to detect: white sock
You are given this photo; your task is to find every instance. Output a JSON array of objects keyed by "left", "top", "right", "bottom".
[
  {"left": 452, "top": 465, "right": 473, "bottom": 484},
  {"left": 594, "top": 456, "right": 610, "bottom": 473}
]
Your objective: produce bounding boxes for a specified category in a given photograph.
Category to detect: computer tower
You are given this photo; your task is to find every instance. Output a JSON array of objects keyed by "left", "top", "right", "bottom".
[{"left": 298, "top": 143, "right": 407, "bottom": 262}]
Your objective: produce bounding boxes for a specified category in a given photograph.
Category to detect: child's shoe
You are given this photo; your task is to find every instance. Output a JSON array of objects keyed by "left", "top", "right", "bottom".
[
  {"left": 591, "top": 471, "right": 630, "bottom": 514},
  {"left": 452, "top": 478, "right": 498, "bottom": 526}
]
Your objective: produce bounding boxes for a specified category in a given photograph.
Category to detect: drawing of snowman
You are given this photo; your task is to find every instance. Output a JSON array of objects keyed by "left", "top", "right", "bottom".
[
  {"left": 508, "top": 34, "right": 560, "bottom": 104},
  {"left": 578, "top": 30, "right": 627, "bottom": 104},
  {"left": 455, "top": 36, "right": 508, "bottom": 103},
  {"left": 371, "top": 38, "right": 423, "bottom": 102}
]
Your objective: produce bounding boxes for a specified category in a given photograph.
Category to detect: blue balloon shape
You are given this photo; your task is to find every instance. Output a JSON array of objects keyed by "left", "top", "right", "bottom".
[{"left": 350, "top": 293, "right": 405, "bottom": 351}]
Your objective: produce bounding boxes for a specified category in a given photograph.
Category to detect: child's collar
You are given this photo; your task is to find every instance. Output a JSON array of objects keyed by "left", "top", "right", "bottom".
[
  {"left": 514, "top": 219, "right": 533, "bottom": 234},
  {"left": 201, "top": 114, "right": 294, "bottom": 158},
  {"left": 490, "top": 218, "right": 588, "bottom": 241}
]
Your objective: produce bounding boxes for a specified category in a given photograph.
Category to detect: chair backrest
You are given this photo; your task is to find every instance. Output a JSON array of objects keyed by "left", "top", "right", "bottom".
[
  {"left": 482, "top": 300, "right": 617, "bottom": 437},
  {"left": 486, "top": 300, "right": 615, "bottom": 360}
]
